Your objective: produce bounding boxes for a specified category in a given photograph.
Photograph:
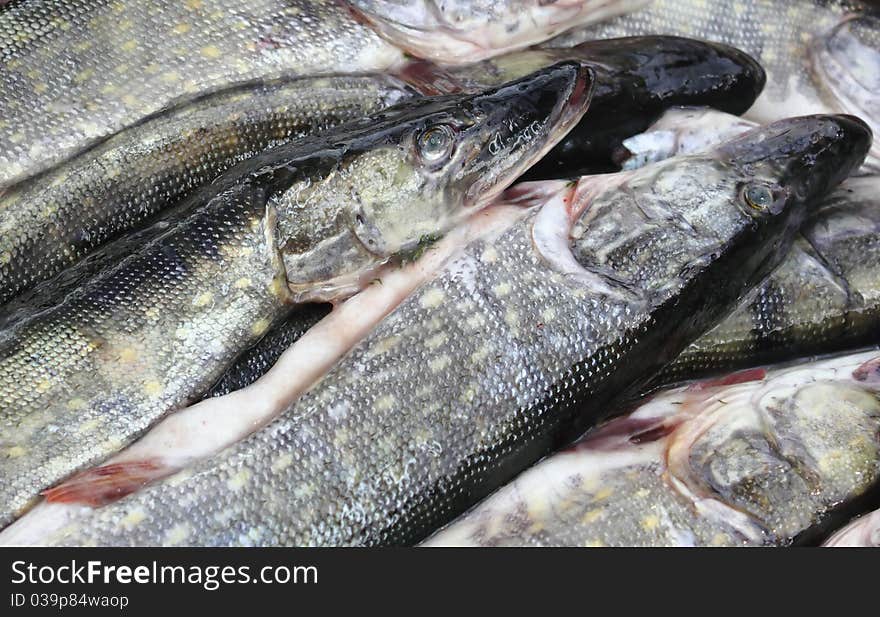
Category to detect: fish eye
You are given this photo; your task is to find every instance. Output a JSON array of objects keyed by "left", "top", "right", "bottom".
[
  {"left": 416, "top": 124, "right": 455, "bottom": 164},
  {"left": 743, "top": 184, "right": 775, "bottom": 212}
]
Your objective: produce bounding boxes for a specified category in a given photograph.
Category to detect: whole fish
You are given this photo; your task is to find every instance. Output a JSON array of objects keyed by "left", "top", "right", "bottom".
[
  {"left": 548, "top": 0, "right": 880, "bottom": 169},
  {"left": 0, "top": 0, "right": 623, "bottom": 190},
  {"left": 0, "top": 36, "right": 764, "bottom": 311},
  {"left": 425, "top": 350, "right": 880, "bottom": 547},
  {"left": 35, "top": 114, "right": 870, "bottom": 546},
  {"left": 0, "top": 61, "right": 593, "bottom": 527},
  {"left": 0, "top": 74, "right": 417, "bottom": 309}
]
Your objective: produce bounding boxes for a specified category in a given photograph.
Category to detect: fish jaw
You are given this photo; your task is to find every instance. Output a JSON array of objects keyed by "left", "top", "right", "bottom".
[
  {"left": 347, "top": 0, "right": 651, "bottom": 64},
  {"left": 810, "top": 13, "right": 880, "bottom": 169},
  {"left": 460, "top": 61, "right": 594, "bottom": 213}
]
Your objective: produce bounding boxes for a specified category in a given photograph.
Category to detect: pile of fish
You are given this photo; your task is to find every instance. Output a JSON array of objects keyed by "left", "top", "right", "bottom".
[{"left": 0, "top": 0, "right": 878, "bottom": 547}]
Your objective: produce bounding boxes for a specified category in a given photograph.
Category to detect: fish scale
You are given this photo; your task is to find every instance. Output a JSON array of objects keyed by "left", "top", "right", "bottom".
[
  {"left": 0, "top": 62, "right": 591, "bottom": 529},
  {"left": 38, "top": 115, "right": 869, "bottom": 546},
  {"left": 0, "top": 74, "right": 414, "bottom": 309},
  {"left": 0, "top": 0, "right": 404, "bottom": 190}
]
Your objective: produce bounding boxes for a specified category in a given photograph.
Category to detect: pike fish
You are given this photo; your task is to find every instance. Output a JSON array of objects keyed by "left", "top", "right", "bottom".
[
  {"left": 32, "top": 114, "right": 870, "bottom": 546},
  {"left": 611, "top": 109, "right": 880, "bottom": 383},
  {"left": 0, "top": 36, "right": 765, "bottom": 310},
  {"left": 0, "top": 61, "right": 593, "bottom": 528},
  {"left": 548, "top": 0, "right": 880, "bottom": 169},
  {"left": 0, "top": 75, "right": 417, "bottom": 309},
  {"left": 0, "top": 0, "right": 624, "bottom": 190},
  {"left": 413, "top": 36, "right": 766, "bottom": 179},
  {"left": 425, "top": 350, "right": 880, "bottom": 547}
]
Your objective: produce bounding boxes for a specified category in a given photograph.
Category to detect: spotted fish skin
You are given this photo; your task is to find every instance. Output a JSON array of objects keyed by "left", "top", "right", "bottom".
[
  {"left": 0, "top": 0, "right": 405, "bottom": 190},
  {"left": 205, "top": 304, "right": 330, "bottom": 398},
  {"left": 659, "top": 176, "right": 880, "bottom": 385},
  {"left": 0, "top": 62, "right": 591, "bottom": 528},
  {"left": 424, "top": 350, "right": 880, "bottom": 547},
  {"left": 0, "top": 75, "right": 415, "bottom": 309},
  {"left": 41, "top": 115, "right": 869, "bottom": 547},
  {"left": 549, "top": 0, "right": 880, "bottom": 167}
]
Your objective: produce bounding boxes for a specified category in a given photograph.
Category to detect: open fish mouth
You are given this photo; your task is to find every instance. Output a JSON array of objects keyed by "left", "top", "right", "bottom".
[
  {"left": 811, "top": 13, "right": 880, "bottom": 168},
  {"left": 347, "top": 0, "right": 650, "bottom": 64}
]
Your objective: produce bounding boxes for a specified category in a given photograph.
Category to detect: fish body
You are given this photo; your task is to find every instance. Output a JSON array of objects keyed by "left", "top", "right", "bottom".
[
  {"left": 550, "top": 0, "right": 880, "bottom": 168},
  {"left": 425, "top": 350, "right": 880, "bottom": 547},
  {"left": 0, "top": 0, "right": 624, "bottom": 190},
  {"left": 825, "top": 507, "right": 880, "bottom": 546},
  {"left": 0, "top": 75, "right": 416, "bottom": 308},
  {"left": 37, "top": 114, "right": 871, "bottom": 546},
  {"left": 662, "top": 175, "right": 880, "bottom": 384},
  {"left": 0, "top": 61, "right": 592, "bottom": 527},
  {"left": 0, "top": 36, "right": 765, "bottom": 311}
]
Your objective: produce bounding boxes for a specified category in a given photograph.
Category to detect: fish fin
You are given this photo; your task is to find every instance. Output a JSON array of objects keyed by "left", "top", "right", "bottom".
[
  {"left": 42, "top": 460, "right": 165, "bottom": 507},
  {"left": 687, "top": 368, "right": 767, "bottom": 391}
]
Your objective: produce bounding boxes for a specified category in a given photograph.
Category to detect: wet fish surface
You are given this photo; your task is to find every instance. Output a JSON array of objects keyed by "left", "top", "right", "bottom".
[
  {"left": 426, "top": 36, "right": 766, "bottom": 179},
  {"left": 0, "top": 74, "right": 416, "bottom": 309},
  {"left": 425, "top": 350, "right": 880, "bottom": 547},
  {"left": 661, "top": 175, "right": 880, "bottom": 384},
  {"left": 549, "top": 0, "right": 880, "bottom": 168},
  {"left": 0, "top": 0, "right": 618, "bottom": 189},
  {"left": 0, "top": 61, "right": 592, "bottom": 528},
  {"left": 37, "top": 114, "right": 870, "bottom": 546}
]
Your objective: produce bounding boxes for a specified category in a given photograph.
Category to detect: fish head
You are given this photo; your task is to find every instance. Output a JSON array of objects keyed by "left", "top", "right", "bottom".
[
  {"left": 566, "top": 115, "right": 871, "bottom": 308},
  {"left": 347, "top": 0, "right": 650, "bottom": 64},
  {"left": 811, "top": 13, "right": 880, "bottom": 168},
  {"left": 276, "top": 60, "right": 592, "bottom": 301}
]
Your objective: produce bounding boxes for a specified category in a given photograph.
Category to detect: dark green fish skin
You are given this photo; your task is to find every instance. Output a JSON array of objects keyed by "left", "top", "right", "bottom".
[
  {"left": 0, "top": 75, "right": 416, "bottom": 309},
  {"left": 0, "top": 61, "right": 592, "bottom": 528},
  {"left": 0, "top": 35, "right": 763, "bottom": 309},
  {"left": 424, "top": 350, "right": 880, "bottom": 547},
  {"left": 402, "top": 36, "right": 766, "bottom": 179},
  {"left": 205, "top": 304, "right": 330, "bottom": 398},
  {"left": 42, "top": 115, "right": 870, "bottom": 546},
  {"left": 549, "top": 0, "right": 880, "bottom": 169},
  {"left": 0, "top": 0, "right": 405, "bottom": 190},
  {"left": 658, "top": 175, "right": 880, "bottom": 386}
]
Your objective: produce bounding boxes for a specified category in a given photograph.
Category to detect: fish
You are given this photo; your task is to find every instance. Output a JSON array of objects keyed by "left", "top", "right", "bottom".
[
  {"left": 29, "top": 114, "right": 870, "bottom": 546},
  {"left": 424, "top": 350, "right": 880, "bottom": 547},
  {"left": 0, "top": 61, "right": 593, "bottom": 528},
  {"left": 348, "top": 0, "right": 651, "bottom": 63},
  {"left": 607, "top": 108, "right": 880, "bottom": 383},
  {"left": 0, "top": 74, "right": 418, "bottom": 309},
  {"left": 0, "top": 0, "right": 623, "bottom": 190},
  {"left": 547, "top": 0, "right": 880, "bottom": 169},
  {"left": 407, "top": 36, "right": 766, "bottom": 179},
  {"left": 0, "top": 36, "right": 765, "bottom": 310},
  {"left": 661, "top": 174, "right": 880, "bottom": 384}
]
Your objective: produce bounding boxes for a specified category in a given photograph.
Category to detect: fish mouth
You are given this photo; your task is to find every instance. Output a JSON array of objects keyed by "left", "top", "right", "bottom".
[
  {"left": 810, "top": 13, "right": 880, "bottom": 166},
  {"left": 462, "top": 61, "right": 594, "bottom": 212},
  {"left": 718, "top": 114, "right": 872, "bottom": 203},
  {"left": 348, "top": 0, "right": 650, "bottom": 64}
]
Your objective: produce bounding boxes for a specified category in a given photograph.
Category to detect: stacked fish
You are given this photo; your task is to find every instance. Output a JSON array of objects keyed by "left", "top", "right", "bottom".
[{"left": 0, "top": 0, "right": 878, "bottom": 547}]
